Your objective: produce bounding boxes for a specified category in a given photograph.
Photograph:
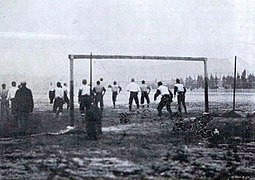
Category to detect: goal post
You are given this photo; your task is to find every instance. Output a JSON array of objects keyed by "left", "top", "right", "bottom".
[{"left": 68, "top": 54, "right": 209, "bottom": 126}]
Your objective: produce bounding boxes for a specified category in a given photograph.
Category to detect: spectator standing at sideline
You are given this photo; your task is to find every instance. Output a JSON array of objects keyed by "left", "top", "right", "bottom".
[
  {"left": 140, "top": 80, "right": 151, "bottom": 108},
  {"left": 48, "top": 82, "right": 55, "bottom": 104},
  {"left": 53, "top": 82, "right": 64, "bottom": 116},
  {"left": 63, "top": 83, "right": 70, "bottom": 109},
  {"left": 127, "top": 78, "right": 140, "bottom": 111},
  {"left": 108, "top": 81, "right": 122, "bottom": 109},
  {"left": 15, "top": 82, "right": 34, "bottom": 133},
  {"left": 174, "top": 78, "right": 187, "bottom": 114},
  {"left": 93, "top": 81, "right": 106, "bottom": 112},
  {"left": 78, "top": 79, "right": 93, "bottom": 118},
  {"left": 0, "top": 84, "right": 9, "bottom": 120},
  {"left": 154, "top": 81, "right": 173, "bottom": 118},
  {"left": 7, "top": 81, "right": 19, "bottom": 115}
]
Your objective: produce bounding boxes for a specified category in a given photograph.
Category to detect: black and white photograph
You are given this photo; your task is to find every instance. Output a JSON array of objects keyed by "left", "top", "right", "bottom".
[{"left": 0, "top": 1, "right": 254, "bottom": 179}]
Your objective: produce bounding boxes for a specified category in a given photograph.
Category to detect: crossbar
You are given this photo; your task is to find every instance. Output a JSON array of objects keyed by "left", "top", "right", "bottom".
[{"left": 69, "top": 54, "right": 206, "bottom": 62}]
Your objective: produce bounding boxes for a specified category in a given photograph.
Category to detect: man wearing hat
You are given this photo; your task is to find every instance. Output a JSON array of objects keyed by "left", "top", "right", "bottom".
[{"left": 15, "top": 82, "right": 34, "bottom": 133}]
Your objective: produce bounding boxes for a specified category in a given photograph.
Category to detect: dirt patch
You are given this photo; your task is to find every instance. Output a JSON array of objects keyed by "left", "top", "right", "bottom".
[{"left": 0, "top": 102, "right": 254, "bottom": 179}]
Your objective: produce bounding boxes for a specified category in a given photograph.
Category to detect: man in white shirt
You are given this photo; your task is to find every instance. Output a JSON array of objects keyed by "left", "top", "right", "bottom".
[
  {"left": 7, "top": 81, "right": 19, "bottom": 115},
  {"left": 93, "top": 81, "right": 106, "bottom": 112},
  {"left": 48, "top": 82, "right": 55, "bottom": 104},
  {"left": 174, "top": 78, "right": 187, "bottom": 114},
  {"left": 53, "top": 82, "right": 64, "bottom": 116},
  {"left": 140, "top": 80, "right": 151, "bottom": 108},
  {"left": 108, "top": 81, "right": 122, "bottom": 109},
  {"left": 127, "top": 78, "right": 140, "bottom": 111},
  {"left": 154, "top": 81, "right": 173, "bottom": 118},
  {"left": 78, "top": 79, "right": 93, "bottom": 117}
]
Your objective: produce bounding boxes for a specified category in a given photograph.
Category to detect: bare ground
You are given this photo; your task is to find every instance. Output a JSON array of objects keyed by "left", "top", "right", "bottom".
[{"left": 0, "top": 102, "right": 254, "bottom": 179}]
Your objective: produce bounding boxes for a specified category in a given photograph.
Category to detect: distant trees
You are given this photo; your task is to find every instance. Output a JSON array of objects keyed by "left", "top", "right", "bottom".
[
  {"left": 184, "top": 69, "right": 255, "bottom": 90},
  {"left": 148, "top": 69, "right": 255, "bottom": 90}
]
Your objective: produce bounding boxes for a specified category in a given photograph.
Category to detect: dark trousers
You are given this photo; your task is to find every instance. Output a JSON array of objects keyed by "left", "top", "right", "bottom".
[
  {"left": 17, "top": 111, "right": 29, "bottom": 133},
  {"left": 141, "top": 92, "right": 150, "bottom": 107},
  {"left": 53, "top": 97, "right": 64, "bottom": 114},
  {"left": 10, "top": 98, "right": 17, "bottom": 115},
  {"left": 157, "top": 95, "right": 172, "bottom": 117},
  {"left": 177, "top": 93, "right": 187, "bottom": 113},
  {"left": 86, "top": 106, "right": 102, "bottom": 140},
  {"left": 79, "top": 95, "right": 92, "bottom": 114},
  {"left": 112, "top": 92, "right": 118, "bottom": 108},
  {"left": 95, "top": 94, "right": 104, "bottom": 111},
  {"left": 129, "top": 92, "right": 139, "bottom": 111},
  {"left": 1, "top": 99, "right": 9, "bottom": 120},
  {"left": 49, "top": 91, "right": 55, "bottom": 104},
  {"left": 64, "top": 92, "right": 70, "bottom": 109}
]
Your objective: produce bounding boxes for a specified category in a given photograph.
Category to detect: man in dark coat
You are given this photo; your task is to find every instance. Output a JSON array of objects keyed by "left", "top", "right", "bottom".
[{"left": 15, "top": 82, "right": 34, "bottom": 133}]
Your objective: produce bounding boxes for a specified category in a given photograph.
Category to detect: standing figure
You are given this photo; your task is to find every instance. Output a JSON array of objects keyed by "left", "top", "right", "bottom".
[
  {"left": 78, "top": 79, "right": 93, "bottom": 118},
  {"left": 140, "top": 80, "right": 151, "bottom": 108},
  {"left": 154, "top": 81, "right": 173, "bottom": 118},
  {"left": 127, "top": 78, "right": 140, "bottom": 111},
  {"left": 53, "top": 82, "right": 64, "bottom": 116},
  {"left": 7, "top": 81, "right": 19, "bottom": 115},
  {"left": 0, "top": 84, "right": 9, "bottom": 120},
  {"left": 108, "top": 81, "right": 122, "bottom": 109},
  {"left": 93, "top": 81, "right": 106, "bottom": 112},
  {"left": 15, "top": 82, "right": 34, "bottom": 133},
  {"left": 63, "top": 83, "right": 70, "bottom": 109},
  {"left": 48, "top": 82, "right": 55, "bottom": 104},
  {"left": 174, "top": 78, "right": 187, "bottom": 114}
]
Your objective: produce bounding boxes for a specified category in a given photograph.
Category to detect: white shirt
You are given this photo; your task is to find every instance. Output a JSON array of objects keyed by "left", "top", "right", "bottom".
[
  {"left": 1, "top": 89, "right": 8, "bottom": 99},
  {"left": 55, "top": 87, "right": 64, "bottom": 98},
  {"left": 127, "top": 82, "right": 140, "bottom": 92},
  {"left": 7, "top": 87, "right": 19, "bottom": 100},
  {"left": 140, "top": 84, "right": 150, "bottom": 92},
  {"left": 79, "top": 85, "right": 90, "bottom": 96},
  {"left": 93, "top": 85, "right": 105, "bottom": 94},
  {"left": 49, "top": 85, "right": 55, "bottom": 91},
  {"left": 63, "top": 86, "right": 68, "bottom": 93},
  {"left": 111, "top": 85, "right": 119, "bottom": 92},
  {"left": 175, "top": 83, "right": 185, "bottom": 92},
  {"left": 157, "top": 85, "right": 170, "bottom": 95}
]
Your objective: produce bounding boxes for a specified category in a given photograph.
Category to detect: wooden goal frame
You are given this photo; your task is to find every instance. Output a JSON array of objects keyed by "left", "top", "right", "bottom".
[{"left": 68, "top": 53, "right": 209, "bottom": 126}]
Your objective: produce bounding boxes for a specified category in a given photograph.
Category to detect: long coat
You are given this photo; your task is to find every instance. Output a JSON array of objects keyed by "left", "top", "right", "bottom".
[{"left": 15, "top": 86, "right": 34, "bottom": 113}]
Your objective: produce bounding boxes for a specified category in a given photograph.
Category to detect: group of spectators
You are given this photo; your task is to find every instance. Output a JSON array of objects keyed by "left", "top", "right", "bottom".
[{"left": 0, "top": 81, "right": 34, "bottom": 132}]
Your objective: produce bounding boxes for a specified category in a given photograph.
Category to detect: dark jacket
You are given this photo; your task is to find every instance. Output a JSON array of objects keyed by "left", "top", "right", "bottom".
[{"left": 15, "top": 86, "right": 34, "bottom": 113}]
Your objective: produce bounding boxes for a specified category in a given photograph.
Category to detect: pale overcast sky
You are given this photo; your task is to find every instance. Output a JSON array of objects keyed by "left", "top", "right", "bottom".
[{"left": 0, "top": 0, "right": 254, "bottom": 81}]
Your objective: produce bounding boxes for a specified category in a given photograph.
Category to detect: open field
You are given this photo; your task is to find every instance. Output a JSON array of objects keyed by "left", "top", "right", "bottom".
[
  {"left": 32, "top": 90, "right": 255, "bottom": 110},
  {"left": 0, "top": 93, "right": 254, "bottom": 179}
]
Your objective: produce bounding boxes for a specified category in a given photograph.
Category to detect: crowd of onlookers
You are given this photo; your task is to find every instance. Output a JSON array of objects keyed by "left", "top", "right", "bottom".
[{"left": 0, "top": 81, "right": 33, "bottom": 133}]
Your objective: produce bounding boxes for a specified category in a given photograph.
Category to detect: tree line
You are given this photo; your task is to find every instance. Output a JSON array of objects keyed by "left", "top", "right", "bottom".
[{"left": 184, "top": 70, "right": 255, "bottom": 90}]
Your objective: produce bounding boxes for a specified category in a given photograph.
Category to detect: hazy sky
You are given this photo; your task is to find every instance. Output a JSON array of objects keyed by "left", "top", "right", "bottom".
[{"left": 0, "top": 0, "right": 254, "bottom": 81}]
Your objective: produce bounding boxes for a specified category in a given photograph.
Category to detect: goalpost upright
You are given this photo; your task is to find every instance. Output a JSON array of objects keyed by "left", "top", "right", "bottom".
[{"left": 68, "top": 54, "right": 209, "bottom": 126}]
